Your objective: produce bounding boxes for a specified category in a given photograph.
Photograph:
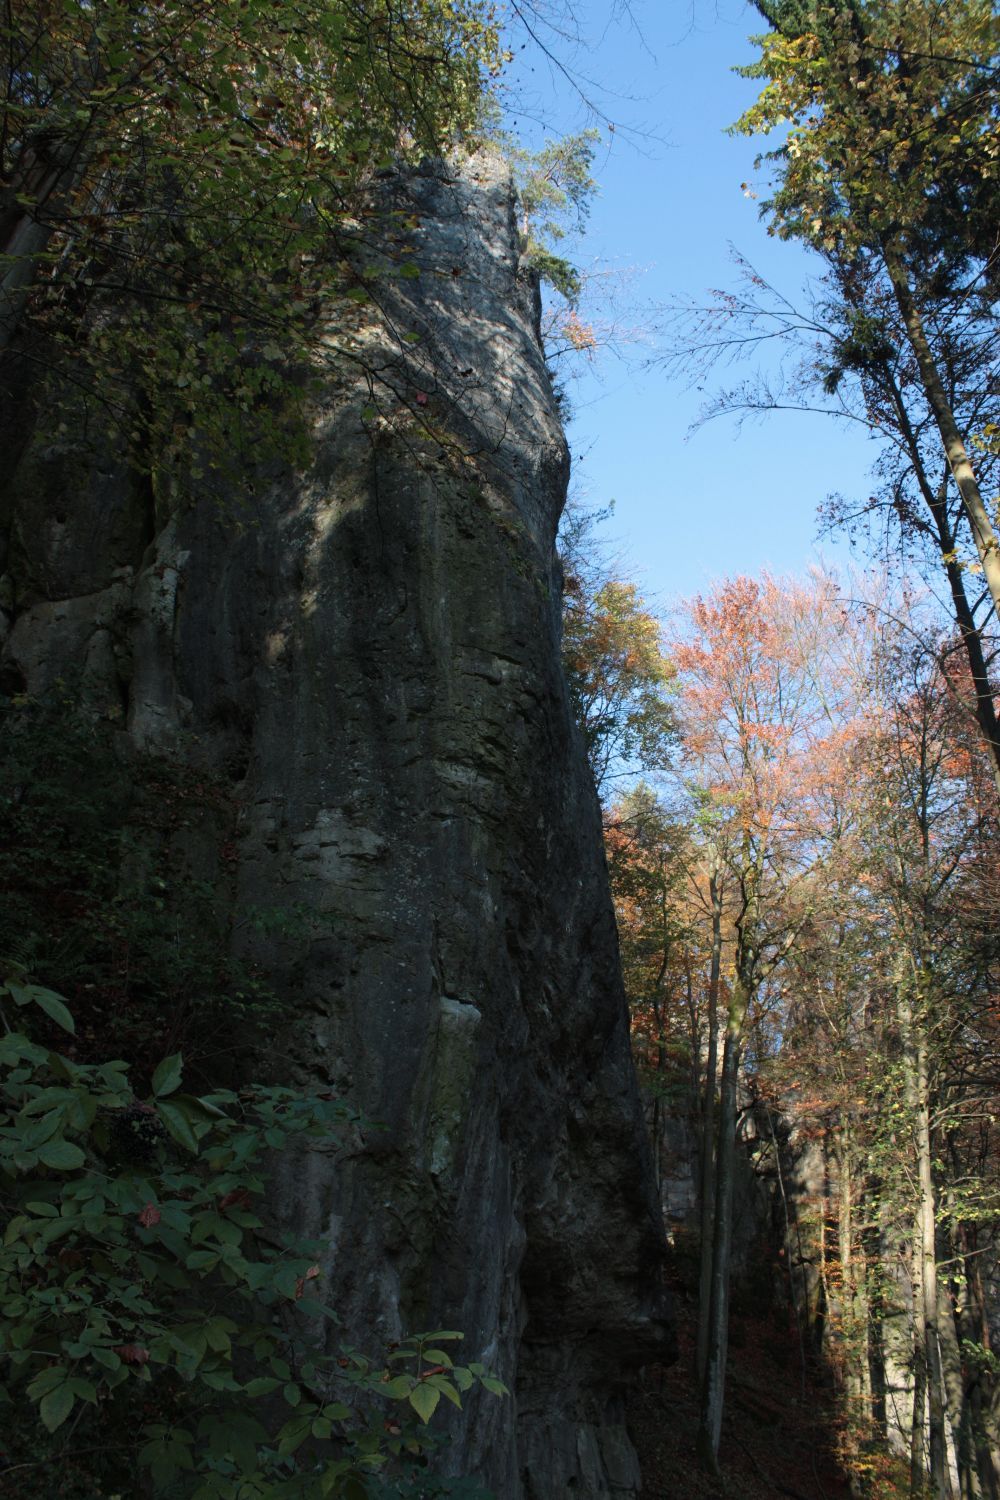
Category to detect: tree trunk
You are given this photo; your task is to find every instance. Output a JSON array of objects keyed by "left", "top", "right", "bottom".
[
  {"left": 837, "top": 1131, "right": 872, "bottom": 1428},
  {"left": 883, "top": 244, "right": 1000, "bottom": 627},
  {"left": 899, "top": 978, "right": 950, "bottom": 1499},
  {"left": 912, "top": 1297, "right": 928, "bottom": 1500},
  {"left": 696, "top": 852, "right": 723, "bottom": 1385},
  {"left": 937, "top": 1255, "right": 978, "bottom": 1499},
  {"left": 966, "top": 1243, "right": 1000, "bottom": 1500},
  {"left": 915, "top": 1026, "right": 950, "bottom": 1499},
  {"left": 880, "top": 366, "right": 1000, "bottom": 804},
  {"left": 1, "top": 136, "right": 90, "bottom": 354},
  {"left": 696, "top": 986, "right": 745, "bottom": 1473}
]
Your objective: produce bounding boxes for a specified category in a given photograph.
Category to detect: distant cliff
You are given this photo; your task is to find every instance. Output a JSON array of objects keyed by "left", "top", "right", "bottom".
[{"left": 0, "top": 153, "right": 673, "bottom": 1496}]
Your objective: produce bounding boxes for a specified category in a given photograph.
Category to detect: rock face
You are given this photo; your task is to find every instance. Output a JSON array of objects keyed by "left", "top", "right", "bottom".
[{"left": 0, "top": 154, "right": 672, "bottom": 1495}]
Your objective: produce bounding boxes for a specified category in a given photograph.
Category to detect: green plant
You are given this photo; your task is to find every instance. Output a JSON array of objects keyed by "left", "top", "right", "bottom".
[{"left": 0, "top": 974, "right": 505, "bottom": 1498}]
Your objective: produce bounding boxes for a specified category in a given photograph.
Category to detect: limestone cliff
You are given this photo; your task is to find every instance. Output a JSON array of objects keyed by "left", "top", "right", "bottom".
[{"left": 0, "top": 154, "right": 672, "bottom": 1495}]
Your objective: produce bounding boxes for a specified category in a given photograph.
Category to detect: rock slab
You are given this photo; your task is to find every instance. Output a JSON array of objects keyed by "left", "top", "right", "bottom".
[{"left": 0, "top": 153, "right": 673, "bottom": 1496}]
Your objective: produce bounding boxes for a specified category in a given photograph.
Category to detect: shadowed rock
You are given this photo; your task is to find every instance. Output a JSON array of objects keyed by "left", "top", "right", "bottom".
[{"left": 0, "top": 152, "right": 673, "bottom": 1496}]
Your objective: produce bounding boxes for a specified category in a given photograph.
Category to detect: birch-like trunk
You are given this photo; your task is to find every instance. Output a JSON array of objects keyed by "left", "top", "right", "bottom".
[
  {"left": 696, "top": 852, "right": 723, "bottom": 1385},
  {"left": 899, "top": 979, "right": 949, "bottom": 1499},
  {"left": 696, "top": 986, "right": 745, "bottom": 1473}
]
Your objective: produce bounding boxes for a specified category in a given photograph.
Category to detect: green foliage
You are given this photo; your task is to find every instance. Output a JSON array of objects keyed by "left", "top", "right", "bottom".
[
  {"left": 0, "top": 979, "right": 503, "bottom": 1498},
  {"left": 562, "top": 575, "right": 675, "bottom": 795},
  {"left": 734, "top": 0, "right": 999, "bottom": 266},
  {"left": 1, "top": 0, "right": 506, "bottom": 481},
  {"left": 509, "top": 129, "right": 600, "bottom": 303}
]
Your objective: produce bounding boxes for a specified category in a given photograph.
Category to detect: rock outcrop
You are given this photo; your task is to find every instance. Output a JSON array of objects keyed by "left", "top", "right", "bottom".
[{"left": 0, "top": 153, "right": 672, "bottom": 1495}]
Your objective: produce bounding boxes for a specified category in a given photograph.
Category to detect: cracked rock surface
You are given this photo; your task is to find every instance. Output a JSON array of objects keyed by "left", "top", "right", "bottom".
[{"left": 0, "top": 152, "right": 673, "bottom": 1497}]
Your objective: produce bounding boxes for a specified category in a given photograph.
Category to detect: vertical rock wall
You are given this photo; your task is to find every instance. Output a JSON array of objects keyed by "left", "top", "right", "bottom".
[{"left": 0, "top": 154, "right": 672, "bottom": 1495}]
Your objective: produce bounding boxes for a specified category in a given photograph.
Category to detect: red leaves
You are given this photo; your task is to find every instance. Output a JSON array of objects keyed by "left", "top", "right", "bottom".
[{"left": 137, "top": 1203, "right": 161, "bottom": 1228}]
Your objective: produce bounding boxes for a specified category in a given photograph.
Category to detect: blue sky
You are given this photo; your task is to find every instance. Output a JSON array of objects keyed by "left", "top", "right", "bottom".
[{"left": 501, "top": 0, "right": 883, "bottom": 606}]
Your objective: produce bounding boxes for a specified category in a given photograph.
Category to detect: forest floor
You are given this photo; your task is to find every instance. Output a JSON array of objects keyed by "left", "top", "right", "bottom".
[{"left": 629, "top": 1235, "right": 856, "bottom": 1500}]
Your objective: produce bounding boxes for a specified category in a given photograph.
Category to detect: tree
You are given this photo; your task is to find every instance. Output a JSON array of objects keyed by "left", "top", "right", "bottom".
[
  {"left": 760, "top": 591, "right": 1000, "bottom": 1499},
  {"left": 559, "top": 507, "right": 675, "bottom": 794},
  {"left": 510, "top": 127, "right": 601, "bottom": 303},
  {"left": 604, "top": 785, "right": 700, "bottom": 1191},
  {"left": 731, "top": 0, "right": 1000, "bottom": 793},
  {"left": 667, "top": 571, "right": 861, "bottom": 1470},
  {"left": 1, "top": 0, "right": 505, "bottom": 473}
]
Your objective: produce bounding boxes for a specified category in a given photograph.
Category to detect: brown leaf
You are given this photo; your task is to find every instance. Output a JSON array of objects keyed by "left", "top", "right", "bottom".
[
  {"left": 137, "top": 1203, "right": 161, "bottom": 1228},
  {"left": 294, "top": 1264, "right": 321, "bottom": 1300},
  {"left": 113, "top": 1344, "right": 151, "bottom": 1365},
  {"left": 218, "top": 1188, "right": 252, "bottom": 1212}
]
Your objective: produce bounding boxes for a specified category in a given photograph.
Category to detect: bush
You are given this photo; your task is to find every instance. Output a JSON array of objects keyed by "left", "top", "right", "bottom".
[{"left": 0, "top": 974, "right": 504, "bottom": 1498}]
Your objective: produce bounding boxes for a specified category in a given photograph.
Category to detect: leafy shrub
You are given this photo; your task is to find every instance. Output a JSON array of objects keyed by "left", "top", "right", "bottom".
[{"left": 0, "top": 975, "right": 504, "bottom": 1498}]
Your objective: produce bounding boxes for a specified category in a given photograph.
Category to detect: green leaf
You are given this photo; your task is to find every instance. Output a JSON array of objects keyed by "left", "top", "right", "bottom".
[
  {"left": 28, "top": 1365, "right": 68, "bottom": 1399},
  {"left": 480, "top": 1375, "right": 509, "bottom": 1396},
  {"left": 408, "top": 1383, "right": 440, "bottom": 1423},
  {"left": 156, "top": 1100, "right": 200, "bottom": 1154},
  {"left": 276, "top": 1413, "right": 312, "bottom": 1455},
  {"left": 426, "top": 1374, "right": 462, "bottom": 1408},
  {"left": 39, "top": 1384, "right": 74, "bottom": 1432},
  {"left": 151, "top": 1054, "right": 183, "bottom": 1098},
  {"left": 8, "top": 983, "right": 76, "bottom": 1033},
  {"left": 37, "top": 1139, "right": 86, "bottom": 1170},
  {"left": 244, "top": 1376, "right": 281, "bottom": 1397},
  {"left": 29, "top": 987, "right": 76, "bottom": 1035},
  {"left": 322, "top": 1403, "right": 352, "bottom": 1421}
]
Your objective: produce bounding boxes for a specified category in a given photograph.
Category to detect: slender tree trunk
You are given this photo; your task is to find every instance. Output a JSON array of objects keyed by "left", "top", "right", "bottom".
[
  {"left": 837, "top": 1131, "right": 872, "bottom": 1428},
  {"left": 915, "top": 1025, "right": 950, "bottom": 1499},
  {"left": 696, "top": 853, "right": 723, "bottom": 1385},
  {"left": 697, "top": 981, "right": 746, "bottom": 1473},
  {"left": 880, "top": 367, "right": 1000, "bottom": 804},
  {"left": 863, "top": 1208, "right": 888, "bottom": 1436},
  {"left": 883, "top": 245, "right": 1000, "bottom": 626},
  {"left": 1, "top": 136, "right": 91, "bottom": 354},
  {"left": 966, "top": 1243, "right": 1000, "bottom": 1500},
  {"left": 912, "top": 1288, "right": 928, "bottom": 1500},
  {"left": 937, "top": 1257, "right": 978, "bottom": 1499},
  {"left": 899, "top": 978, "right": 949, "bottom": 1499}
]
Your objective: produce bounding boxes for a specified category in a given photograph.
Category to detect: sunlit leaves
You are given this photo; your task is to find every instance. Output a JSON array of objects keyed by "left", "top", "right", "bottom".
[{"left": 2, "top": 0, "right": 505, "bottom": 479}]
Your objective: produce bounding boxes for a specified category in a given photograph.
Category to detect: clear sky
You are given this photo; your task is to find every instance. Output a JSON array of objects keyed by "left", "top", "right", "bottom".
[{"left": 501, "top": 0, "right": 883, "bottom": 606}]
